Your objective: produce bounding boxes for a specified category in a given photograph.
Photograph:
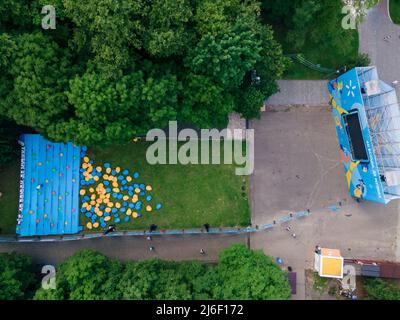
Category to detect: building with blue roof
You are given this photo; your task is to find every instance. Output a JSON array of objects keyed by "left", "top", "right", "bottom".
[{"left": 328, "top": 67, "right": 400, "bottom": 203}]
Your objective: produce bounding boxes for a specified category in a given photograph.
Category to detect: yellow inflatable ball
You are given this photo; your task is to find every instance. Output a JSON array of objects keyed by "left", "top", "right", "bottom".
[
  {"left": 96, "top": 198, "right": 103, "bottom": 204},
  {"left": 86, "top": 222, "right": 93, "bottom": 229},
  {"left": 132, "top": 194, "right": 138, "bottom": 203},
  {"left": 82, "top": 202, "right": 88, "bottom": 208},
  {"left": 112, "top": 182, "right": 118, "bottom": 188},
  {"left": 113, "top": 188, "right": 120, "bottom": 193},
  {"left": 146, "top": 205, "right": 152, "bottom": 212},
  {"left": 82, "top": 163, "right": 88, "bottom": 169},
  {"left": 103, "top": 174, "right": 109, "bottom": 180},
  {"left": 107, "top": 202, "right": 114, "bottom": 208},
  {"left": 87, "top": 205, "right": 92, "bottom": 211},
  {"left": 90, "top": 194, "right": 96, "bottom": 200},
  {"left": 80, "top": 189, "right": 86, "bottom": 196},
  {"left": 126, "top": 208, "right": 132, "bottom": 216},
  {"left": 106, "top": 167, "right": 111, "bottom": 174},
  {"left": 83, "top": 156, "right": 89, "bottom": 163},
  {"left": 93, "top": 222, "right": 99, "bottom": 228},
  {"left": 115, "top": 202, "right": 121, "bottom": 209},
  {"left": 105, "top": 207, "right": 111, "bottom": 213},
  {"left": 103, "top": 198, "right": 110, "bottom": 204},
  {"left": 123, "top": 195, "right": 129, "bottom": 201},
  {"left": 146, "top": 185, "right": 152, "bottom": 191},
  {"left": 90, "top": 200, "right": 96, "bottom": 206},
  {"left": 85, "top": 177, "right": 90, "bottom": 182},
  {"left": 115, "top": 167, "right": 121, "bottom": 173},
  {"left": 94, "top": 175, "right": 99, "bottom": 182},
  {"left": 126, "top": 176, "right": 132, "bottom": 182},
  {"left": 97, "top": 211, "right": 103, "bottom": 217},
  {"left": 89, "top": 187, "right": 94, "bottom": 193},
  {"left": 96, "top": 166, "right": 102, "bottom": 173},
  {"left": 132, "top": 212, "right": 138, "bottom": 218},
  {"left": 134, "top": 188, "right": 141, "bottom": 194},
  {"left": 104, "top": 216, "right": 111, "bottom": 222}
]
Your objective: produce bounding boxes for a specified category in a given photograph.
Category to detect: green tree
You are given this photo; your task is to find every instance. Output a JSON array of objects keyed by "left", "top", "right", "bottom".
[
  {"left": 0, "top": 0, "right": 32, "bottom": 31},
  {"left": 142, "top": 0, "right": 194, "bottom": 57},
  {"left": 119, "top": 259, "right": 208, "bottom": 300},
  {"left": 63, "top": 0, "right": 145, "bottom": 77},
  {"left": 236, "top": 86, "right": 265, "bottom": 119},
  {"left": 51, "top": 68, "right": 178, "bottom": 146},
  {"left": 0, "top": 252, "right": 37, "bottom": 300},
  {"left": 261, "top": 0, "right": 300, "bottom": 26},
  {"left": 0, "top": 32, "right": 72, "bottom": 134},
  {"left": 196, "top": 244, "right": 292, "bottom": 300},
  {"left": 364, "top": 278, "right": 400, "bottom": 300},
  {"left": 195, "top": 0, "right": 261, "bottom": 36},
  {"left": 286, "top": 0, "right": 321, "bottom": 50},
  {"left": 180, "top": 74, "right": 234, "bottom": 128},
  {"left": 185, "top": 23, "right": 262, "bottom": 89},
  {"left": 34, "top": 250, "right": 122, "bottom": 300}
]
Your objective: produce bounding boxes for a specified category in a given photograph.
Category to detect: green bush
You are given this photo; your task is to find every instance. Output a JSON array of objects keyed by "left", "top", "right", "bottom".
[
  {"left": 364, "top": 278, "right": 400, "bottom": 300},
  {"left": 0, "top": 252, "right": 38, "bottom": 300}
]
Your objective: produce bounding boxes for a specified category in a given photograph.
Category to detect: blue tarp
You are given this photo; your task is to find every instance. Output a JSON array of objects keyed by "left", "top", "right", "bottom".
[
  {"left": 16, "top": 134, "right": 82, "bottom": 236},
  {"left": 328, "top": 67, "right": 400, "bottom": 203}
]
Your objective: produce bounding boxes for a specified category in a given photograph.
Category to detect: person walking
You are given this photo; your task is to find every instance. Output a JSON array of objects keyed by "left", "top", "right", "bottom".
[
  {"left": 149, "top": 246, "right": 155, "bottom": 251},
  {"left": 200, "top": 249, "right": 205, "bottom": 255},
  {"left": 291, "top": 233, "right": 296, "bottom": 238}
]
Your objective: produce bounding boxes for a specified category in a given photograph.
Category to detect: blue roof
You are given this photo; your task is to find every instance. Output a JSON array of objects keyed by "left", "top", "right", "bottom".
[
  {"left": 328, "top": 67, "right": 400, "bottom": 203},
  {"left": 16, "top": 134, "right": 82, "bottom": 236}
]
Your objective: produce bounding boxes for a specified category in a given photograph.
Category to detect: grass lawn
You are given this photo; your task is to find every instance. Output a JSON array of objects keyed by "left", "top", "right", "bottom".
[
  {"left": 271, "top": 23, "right": 360, "bottom": 80},
  {"left": 0, "top": 160, "right": 20, "bottom": 235},
  {"left": 81, "top": 140, "right": 250, "bottom": 231},
  {"left": 390, "top": 0, "right": 400, "bottom": 24}
]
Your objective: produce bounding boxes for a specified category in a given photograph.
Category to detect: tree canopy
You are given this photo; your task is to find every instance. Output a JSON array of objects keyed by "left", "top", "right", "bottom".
[
  {"left": 0, "top": 252, "right": 37, "bottom": 300},
  {"left": 33, "top": 245, "right": 291, "bottom": 300},
  {"left": 0, "top": 0, "right": 286, "bottom": 147}
]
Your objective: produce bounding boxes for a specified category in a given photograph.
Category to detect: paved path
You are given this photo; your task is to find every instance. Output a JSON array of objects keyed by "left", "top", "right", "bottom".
[
  {"left": 359, "top": 0, "right": 400, "bottom": 97},
  {"left": 265, "top": 80, "right": 329, "bottom": 107},
  {"left": 0, "top": 234, "right": 248, "bottom": 265}
]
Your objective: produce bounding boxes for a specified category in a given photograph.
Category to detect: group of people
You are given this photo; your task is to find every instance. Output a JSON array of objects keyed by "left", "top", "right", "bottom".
[
  {"left": 146, "top": 223, "right": 209, "bottom": 254},
  {"left": 285, "top": 225, "right": 297, "bottom": 238}
]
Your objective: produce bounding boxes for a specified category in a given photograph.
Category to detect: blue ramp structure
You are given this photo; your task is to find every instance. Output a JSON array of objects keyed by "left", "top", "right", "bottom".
[
  {"left": 328, "top": 67, "right": 400, "bottom": 204},
  {"left": 16, "top": 134, "right": 83, "bottom": 236}
]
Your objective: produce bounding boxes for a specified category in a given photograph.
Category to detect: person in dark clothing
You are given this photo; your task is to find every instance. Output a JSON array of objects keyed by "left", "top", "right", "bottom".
[
  {"left": 203, "top": 223, "right": 210, "bottom": 233},
  {"left": 103, "top": 225, "right": 116, "bottom": 235},
  {"left": 149, "top": 224, "right": 157, "bottom": 232}
]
